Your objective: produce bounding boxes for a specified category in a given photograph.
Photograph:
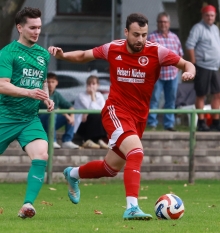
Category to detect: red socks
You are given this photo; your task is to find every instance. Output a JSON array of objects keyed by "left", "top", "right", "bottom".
[
  {"left": 123, "top": 148, "right": 144, "bottom": 198},
  {"left": 79, "top": 160, "right": 119, "bottom": 178},
  {"left": 78, "top": 148, "right": 143, "bottom": 199}
]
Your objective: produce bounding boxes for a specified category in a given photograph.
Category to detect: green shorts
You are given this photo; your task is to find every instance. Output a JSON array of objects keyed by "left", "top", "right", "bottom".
[{"left": 0, "top": 116, "right": 48, "bottom": 154}]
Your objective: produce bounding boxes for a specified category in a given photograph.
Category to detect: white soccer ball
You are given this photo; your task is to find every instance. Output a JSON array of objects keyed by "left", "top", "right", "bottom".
[{"left": 154, "top": 194, "right": 184, "bottom": 220}]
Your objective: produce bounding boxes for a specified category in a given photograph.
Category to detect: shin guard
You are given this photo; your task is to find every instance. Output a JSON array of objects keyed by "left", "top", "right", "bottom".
[
  {"left": 124, "top": 148, "right": 144, "bottom": 198},
  {"left": 79, "top": 160, "right": 119, "bottom": 178}
]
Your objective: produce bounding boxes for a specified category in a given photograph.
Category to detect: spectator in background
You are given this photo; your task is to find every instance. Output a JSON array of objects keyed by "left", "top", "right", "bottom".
[
  {"left": 74, "top": 75, "right": 108, "bottom": 149},
  {"left": 147, "top": 12, "right": 183, "bottom": 131},
  {"left": 186, "top": 5, "right": 220, "bottom": 131},
  {"left": 39, "top": 72, "right": 79, "bottom": 149}
]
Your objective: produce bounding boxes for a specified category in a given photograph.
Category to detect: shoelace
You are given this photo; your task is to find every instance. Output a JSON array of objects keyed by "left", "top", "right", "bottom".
[
  {"left": 129, "top": 205, "right": 140, "bottom": 214},
  {"left": 69, "top": 179, "right": 80, "bottom": 197}
]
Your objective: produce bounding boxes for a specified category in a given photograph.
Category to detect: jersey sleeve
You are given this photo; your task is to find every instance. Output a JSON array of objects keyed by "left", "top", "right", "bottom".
[
  {"left": 44, "top": 52, "right": 50, "bottom": 80},
  {"left": 0, "top": 50, "right": 13, "bottom": 78},
  {"left": 158, "top": 45, "right": 181, "bottom": 66},
  {"left": 92, "top": 43, "right": 111, "bottom": 60}
]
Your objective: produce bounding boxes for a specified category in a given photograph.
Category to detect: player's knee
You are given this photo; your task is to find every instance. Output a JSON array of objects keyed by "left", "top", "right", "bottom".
[
  {"left": 103, "top": 161, "right": 119, "bottom": 177},
  {"left": 125, "top": 148, "right": 144, "bottom": 170},
  {"left": 107, "top": 171, "right": 118, "bottom": 177},
  {"left": 37, "top": 152, "right": 48, "bottom": 161}
]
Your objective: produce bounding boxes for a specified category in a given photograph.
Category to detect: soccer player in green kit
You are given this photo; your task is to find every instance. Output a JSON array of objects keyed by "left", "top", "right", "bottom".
[{"left": 0, "top": 7, "right": 54, "bottom": 219}]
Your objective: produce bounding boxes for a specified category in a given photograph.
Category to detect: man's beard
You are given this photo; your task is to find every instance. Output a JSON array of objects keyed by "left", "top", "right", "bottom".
[{"left": 127, "top": 40, "right": 144, "bottom": 53}]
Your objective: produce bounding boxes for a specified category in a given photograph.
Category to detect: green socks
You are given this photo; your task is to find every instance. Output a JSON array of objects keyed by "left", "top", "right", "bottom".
[{"left": 24, "top": 159, "right": 47, "bottom": 204}]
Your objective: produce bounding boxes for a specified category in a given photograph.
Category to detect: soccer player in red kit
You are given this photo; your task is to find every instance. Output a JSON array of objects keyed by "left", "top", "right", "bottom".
[{"left": 48, "top": 13, "right": 195, "bottom": 220}]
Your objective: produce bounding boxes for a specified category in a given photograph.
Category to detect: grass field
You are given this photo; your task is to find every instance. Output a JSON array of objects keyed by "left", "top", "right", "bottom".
[{"left": 0, "top": 180, "right": 219, "bottom": 233}]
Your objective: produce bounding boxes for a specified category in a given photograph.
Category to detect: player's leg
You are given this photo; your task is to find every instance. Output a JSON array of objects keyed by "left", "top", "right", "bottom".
[
  {"left": 64, "top": 149, "right": 125, "bottom": 204},
  {"left": 17, "top": 118, "right": 48, "bottom": 218},
  {"left": 63, "top": 104, "right": 126, "bottom": 203},
  {"left": 71, "top": 133, "right": 152, "bottom": 220},
  {"left": 0, "top": 117, "right": 20, "bottom": 155},
  {"left": 118, "top": 134, "right": 152, "bottom": 220}
]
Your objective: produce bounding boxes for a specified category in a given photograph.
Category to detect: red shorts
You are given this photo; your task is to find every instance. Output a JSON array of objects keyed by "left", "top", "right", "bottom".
[{"left": 101, "top": 101, "right": 146, "bottom": 159}]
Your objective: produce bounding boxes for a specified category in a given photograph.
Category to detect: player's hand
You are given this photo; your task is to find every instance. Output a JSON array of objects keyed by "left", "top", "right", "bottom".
[
  {"left": 182, "top": 72, "right": 195, "bottom": 81},
  {"left": 28, "top": 89, "right": 49, "bottom": 100},
  {"left": 48, "top": 46, "right": 64, "bottom": 59},
  {"left": 44, "top": 99, "right": 54, "bottom": 112}
]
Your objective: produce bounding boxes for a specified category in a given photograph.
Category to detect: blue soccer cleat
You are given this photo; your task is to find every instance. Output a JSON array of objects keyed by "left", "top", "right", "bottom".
[
  {"left": 63, "top": 167, "right": 80, "bottom": 204},
  {"left": 123, "top": 204, "right": 152, "bottom": 220}
]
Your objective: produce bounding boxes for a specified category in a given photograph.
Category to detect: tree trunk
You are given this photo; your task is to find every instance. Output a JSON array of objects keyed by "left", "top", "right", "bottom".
[
  {"left": 0, "top": 0, "right": 26, "bottom": 49},
  {"left": 176, "top": 0, "right": 219, "bottom": 57}
]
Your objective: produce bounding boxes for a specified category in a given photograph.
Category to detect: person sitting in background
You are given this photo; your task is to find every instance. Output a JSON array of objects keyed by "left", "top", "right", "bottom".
[
  {"left": 74, "top": 75, "right": 108, "bottom": 149},
  {"left": 39, "top": 72, "right": 79, "bottom": 149}
]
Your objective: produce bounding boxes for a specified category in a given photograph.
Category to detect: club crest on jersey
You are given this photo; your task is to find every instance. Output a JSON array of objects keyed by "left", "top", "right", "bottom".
[
  {"left": 37, "top": 56, "right": 45, "bottom": 66},
  {"left": 138, "top": 56, "right": 149, "bottom": 66}
]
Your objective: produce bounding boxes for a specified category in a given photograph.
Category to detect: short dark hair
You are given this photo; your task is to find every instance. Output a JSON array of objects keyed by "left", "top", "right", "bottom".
[
  {"left": 15, "top": 7, "right": 41, "bottom": 25},
  {"left": 47, "top": 72, "right": 58, "bottom": 80},
  {"left": 126, "top": 13, "right": 148, "bottom": 31},
  {"left": 157, "top": 12, "right": 170, "bottom": 22},
  {"left": 86, "top": 75, "right": 99, "bottom": 85}
]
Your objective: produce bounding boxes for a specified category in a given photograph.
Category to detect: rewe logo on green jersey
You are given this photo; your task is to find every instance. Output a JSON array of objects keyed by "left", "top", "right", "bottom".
[{"left": 20, "top": 68, "right": 44, "bottom": 88}]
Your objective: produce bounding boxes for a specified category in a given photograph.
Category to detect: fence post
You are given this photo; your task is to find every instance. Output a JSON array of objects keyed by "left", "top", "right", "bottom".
[
  {"left": 47, "top": 111, "right": 55, "bottom": 184},
  {"left": 188, "top": 110, "right": 196, "bottom": 184}
]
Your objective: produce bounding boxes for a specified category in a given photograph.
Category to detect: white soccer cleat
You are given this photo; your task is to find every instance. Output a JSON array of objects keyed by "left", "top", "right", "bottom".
[{"left": 18, "top": 203, "right": 36, "bottom": 219}]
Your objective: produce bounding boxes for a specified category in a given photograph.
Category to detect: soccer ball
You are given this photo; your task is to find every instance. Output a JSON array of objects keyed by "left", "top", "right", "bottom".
[{"left": 154, "top": 194, "right": 184, "bottom": 220}]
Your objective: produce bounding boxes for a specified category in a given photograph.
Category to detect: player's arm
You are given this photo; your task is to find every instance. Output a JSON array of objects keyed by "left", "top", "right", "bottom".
[
  {"left": 159, "top": 46, "right": 195, "bottom": 81},
  {"left": 42, "top": 79, "right": 54, "bottom": 112},
  {"left": 175, "top": 58, "right": 195, "bottom": 81},
  {"left": 48, "top": 46, "right": 95, "bottom": 63},
  {"left": 42, "top": 79, "right": 49, "bottom": 96},
  {"left": 0, "top": 78, "right": 48, "bottom": 100}
]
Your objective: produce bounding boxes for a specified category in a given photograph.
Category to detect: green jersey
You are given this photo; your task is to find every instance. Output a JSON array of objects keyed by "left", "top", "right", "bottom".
[{"left": 0, "top": 40, "right": 50, "bottom": 121}]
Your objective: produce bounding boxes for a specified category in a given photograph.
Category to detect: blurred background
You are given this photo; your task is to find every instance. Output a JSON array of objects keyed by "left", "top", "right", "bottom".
[{"left": 0, "top": 0, "right": 219, "bottom": 105}]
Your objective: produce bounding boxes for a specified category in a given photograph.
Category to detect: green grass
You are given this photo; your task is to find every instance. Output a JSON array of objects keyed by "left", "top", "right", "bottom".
[
  {"left": 145, "top": 125, "right": 190, "bottom": 132},
  {"left": 0, "top": 180, "right": 219, "bottom": 233}
]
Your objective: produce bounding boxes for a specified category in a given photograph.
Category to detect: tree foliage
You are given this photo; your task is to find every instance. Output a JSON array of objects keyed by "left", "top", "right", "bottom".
[
  {"left": 176, "top": 0, "right": 219, "bottom": 56},
  {"left": 0, "top": 0, "right": 25, "bottom": 49}
]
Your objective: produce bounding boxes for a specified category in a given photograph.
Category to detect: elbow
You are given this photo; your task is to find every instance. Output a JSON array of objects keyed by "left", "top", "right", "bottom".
[
  {"left": 76, "top": 56, "right": 86, "bottom": 63},
  {"left": 0, "top": 82, "right": 6, "bottom": 93}
]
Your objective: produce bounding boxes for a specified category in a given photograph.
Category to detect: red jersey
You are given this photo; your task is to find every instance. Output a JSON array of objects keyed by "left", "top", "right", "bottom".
[{"left": 93, "top": 39, "right": 180, "bottom": 122}]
